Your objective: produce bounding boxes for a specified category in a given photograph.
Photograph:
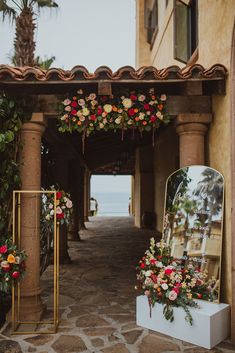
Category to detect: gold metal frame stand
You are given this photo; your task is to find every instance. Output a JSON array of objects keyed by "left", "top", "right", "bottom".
[{"left": 11, "top": 190, "right": 59, "bottom": 334}]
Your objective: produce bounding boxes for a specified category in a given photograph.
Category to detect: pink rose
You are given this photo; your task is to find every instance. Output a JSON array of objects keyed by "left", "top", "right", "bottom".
[
  {"left": 66, "top": 199, "right": 73, "bottom": 209},
  {"left": 169, "top": 290, "right": 178, "bottom": 301}
]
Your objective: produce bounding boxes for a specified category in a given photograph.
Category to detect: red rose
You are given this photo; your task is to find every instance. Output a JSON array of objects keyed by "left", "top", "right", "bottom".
[
  {"left": 197, "top": 293, "right": 202, "bottom": 299},
  {"left": 97, "top": 107, "right": 103, "bottom": 115},
  {"left": 144, "top": 103, "right": 150, "bottom": 110},
  {"left": 150, "top": 115, "right": 156, "bottom": 123},
  {"left": 157, "top": 255, "right": 162, "bottom": 260},
  {"left": 56, "top": 213, "right": 64, "bottom": 219},
  {"left": 0, "top": 245, "right": 7, "bottom": 254},
  {"left": 165, "top": 268, "right": 173, "bottom": 275},
  {"left": 71, "top": 109, "right": 77, "bottom": 116},
  {"left": 71, "top": 101, "right": 78, "bottom": 107},
  {"left": 151, "top": 274, "right": 158, "bottom": 283},
  {"left": 140, "top": 263, "right": 145, "bottom": 269},
  {"left": 90, "top": 114, "right": 97, "bottom": 121},
  {"left": 173, "top": 286, "right": 180, "bottom": 294},
  {"left": 130, "top": 94, "right": 137, "bottom": 101},
  {"left": 12, "top": 271, "right": 20, "bottom": 279},
  {"left": 56, "top": 192, "right": 62, "bottom": 199},
  {"left": 128, "top": 108, "right": 135, "bottom": 116},
  {"left": 150, "top": 259, "right": 156, "bottom": 265}
]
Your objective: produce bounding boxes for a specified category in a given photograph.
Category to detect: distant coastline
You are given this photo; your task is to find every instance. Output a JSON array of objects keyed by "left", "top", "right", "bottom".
[{"left": 91, "top": 191, "right": 131, "bottom": 217}]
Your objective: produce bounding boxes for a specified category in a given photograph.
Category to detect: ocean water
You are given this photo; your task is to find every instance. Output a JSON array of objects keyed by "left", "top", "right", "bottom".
[{"left": 91, "top": 192, "right": 131, "bottom": 216}]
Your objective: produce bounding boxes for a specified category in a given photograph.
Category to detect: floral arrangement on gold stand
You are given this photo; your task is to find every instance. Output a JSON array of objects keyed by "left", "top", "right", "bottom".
[{"left": 136, "top": 238, "right": 213, "bottom": 325}]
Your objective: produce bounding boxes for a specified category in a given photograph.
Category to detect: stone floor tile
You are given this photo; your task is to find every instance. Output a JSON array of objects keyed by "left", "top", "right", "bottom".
[
  {"left": 51, "top": 334, "right": 87, "bottom": 353},
  {"left": 0, "top": 339, "right": 22, "bottom": 353},
  {"left": 122, "top": 330, "right": 142, "bottom": 344},
  {"left": 24, "top": 334, "right": 53, "bottom": 346},
  {"left": 138, "top": 334, "right": 181, "bottom": 353},
  {"left": 76, "top": 314, "right": 110, "bottom": 327},
  {"left": 91, "top": 337, "right": 104, "bottom": 347},
  {"left": 101, "top": 343, "right": 130, "bottom": 353}
]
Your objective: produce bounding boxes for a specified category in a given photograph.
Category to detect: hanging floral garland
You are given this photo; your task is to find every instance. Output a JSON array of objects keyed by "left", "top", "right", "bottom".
[{"left": 58, "top": 89, "right": 170, "bottom": 137}]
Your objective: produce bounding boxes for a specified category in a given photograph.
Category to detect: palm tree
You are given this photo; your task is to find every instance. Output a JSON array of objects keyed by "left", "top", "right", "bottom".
[{"left": 0, "top": 0, "right": 58, "bottom": 66}]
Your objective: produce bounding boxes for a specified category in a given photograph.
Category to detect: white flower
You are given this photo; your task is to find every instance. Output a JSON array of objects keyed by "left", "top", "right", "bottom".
[
  {"left": 56, "top": 207, "right": 62, "bottom": 214},
  {"left": 103, "top": 118, "right": 107, "bottom": 124},
  {"left": 91, "top": 100, "right": 98, "bottom": 106},
  {"left": 168, "top": 290, "right": 178, "bottom": 301},
  {"left": 127, "top": 119, "right": 133, "bottom": 125},
  {"left": 139, "top": 112, "right": 145, "bottom": 120},
  {"left": 138, "top": 94, "right": 146, "bottom": 102},
  {"left": 60, "top": 115, "right": 67, "bottom": 121},
  {"left": 66, "top": 199, "right": 73, "bottom": 209},
  {"left": 144, "top": 270, "right": 152, "bottom": 277},
  {"left": 79, "top": 116, "right": 85, "bottom": 122},
  {"left": 122, "top": 98, "right": 132, "bottom": 108},
  {"left": 49, "top": 203, "right": 53, "bottom": 209},
  {"left": 65, "top": 105, "right": 71, "bottom": 112},
  {"left": 156, "top": 111, "right": 163, "bottom": 119},
  {"left": 82, "top": 108, "right": 90, "bottom": 116},
  {"left": 149, "top": 101, "right": 155, "bottom": 106},
  {"left": 99, "top": 123, "right": 104, "bottom": 129},
  {"left": 50, "top": 210, "right": 55, "bottom": 216},
  {"left": 115, "top": 117, "right": 121, "bottom": 124},
  {"left": 72, "top": 117, "right": 76, "bottom": 122},
  {"left": 104, "top": 104, "right": 112, "bottom": 113},
  {"left": 15, "top": 256, "right": 21, "bottom": 264},
  {"left": 145, "top": 277, "right": 153, "bottom": 285},
  {"left": 63, "top": 197, "right": 68, "bottom": 202},
  {"left": 156, "top": 261, "right": 163, "bottom": 268},
  {"left": 63, "top": 98, "right": 71, "bottom": 106},
  {"left": 161, "top": 283, "right": 168, "bottom": 290},
  {"left": 1, "top": 261, "right": 9, "bottom": 268},
  {"left": 147, "top": 111, "right": 151, "bottom": 115},
  {"left": 161, "top": 94, "right": 167, "bottom": 101},
  {"left": 77, "top": 89, "right": 83, "bottom": 94},
  {"left": 46, "top": 214, "right": 51, "bottom": 220},
  {"left": 78, "top": 99, "right": 85, "bottom": 106},
  {"left": 88, "top": 93, "right": 96, "bottom": 100}
]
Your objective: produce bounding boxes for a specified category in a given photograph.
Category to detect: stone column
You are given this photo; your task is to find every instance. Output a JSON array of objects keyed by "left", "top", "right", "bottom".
[
  {"left": 53, "top": 156, "right": 71, "bottom": 263},
  {"left": 175, "top": 114, "right": 212, "bottom": 167},
  {"left": 84, "top": 169, "right": 90, "bottom": 222},
  {"left": 19, "top": 115, "right": 45, "bottom": 320},
  {"left": 78, "top": 167, "right": 86, "bottom": 230}
]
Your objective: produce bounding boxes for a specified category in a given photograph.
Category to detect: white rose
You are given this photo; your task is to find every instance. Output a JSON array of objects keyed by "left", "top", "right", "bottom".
[
  {"left": 80, "top": 116, "right": 85, "bottom": 122},
  {"left": 88, "top": 93, "right": 96, "bottom": 100},
  {"left": 161, "top": 283, "right": 168, "bottom": 290},
  {"left": 122, "top": 98, "right": 132, "bottom": 108},
  {"left": 161, "top": 94, "right": 167, "bottom": 101},
  {"left": 46, "top": 214, "right": 51, "bottom": 220},
  {"left": 115, "top": 117, "right": 121, "bottom": 124},
  {"left": 139, "top": 113, "right": 145, "bottom": 120},
  {"left": 156, "top": 111, "right": 163, "bottom": 119},
  {"left": 156, "top": 261, "right": 163, "bottom": 268},
  {"left": 63, "top": 98, "right": 71, "bottom": 106},
  {"left": 50, "top": 210, "right": 54, "bottom": 216},
  {"left": 60, "top": 115, "right": 67, "bottom": 121},
  {"left": 1, "top": 261, "right": 9, "bottom": 268},
  {"left": 168, "top": 290, "right": 178, "bottom": 301},
  {"left": 99, "top": 123, "right": 104, "bottom": 129},
  {"left": 78, "top": 99, "right": 85, "bottom": 106},
  {"left": 144, "top": 270, "right": 152, "bottom": 277},
  {"left": 103, "top": 104, "right": 112, "bottom": 113},
  {"left": 138, "top": 94, "right": 146, "bottom": 102},
  {"left": 82, "top": 108, "right": 90, "bottom": 116},
  {"left": 56, "top": 207, "right": 62, "bottom": 214},
  {"left": 65, "top": 106, "right": 71, "bottom": 112},
  {"left": 66, "top": 200, "right": 73, "bottom": 209},
  {"left": 49, "top": 203, "right": 53, "bottom": 209}
]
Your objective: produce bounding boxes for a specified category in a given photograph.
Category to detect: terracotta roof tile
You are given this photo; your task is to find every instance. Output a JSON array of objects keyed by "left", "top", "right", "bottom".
[{"left": 0, "top": 64, "right": 227, "bottom": 83}]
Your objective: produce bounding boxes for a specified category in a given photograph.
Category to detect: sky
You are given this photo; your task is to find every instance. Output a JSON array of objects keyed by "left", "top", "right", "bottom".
[
  {"left": 91, "top": 175, "right": 131, "bottom": 194},
  {"left": 0, "top": 0, "right": 136, "bottom": 71}
]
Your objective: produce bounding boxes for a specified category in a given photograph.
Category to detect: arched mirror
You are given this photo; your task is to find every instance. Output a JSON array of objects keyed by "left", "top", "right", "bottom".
[{"left": 162, "top": 166, "right": 224, "bottom": 302}]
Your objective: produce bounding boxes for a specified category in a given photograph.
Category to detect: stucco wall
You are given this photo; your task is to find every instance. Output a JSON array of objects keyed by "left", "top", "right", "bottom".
[{"left": 136, "top": 0, "right": 235, "bottom": 303}]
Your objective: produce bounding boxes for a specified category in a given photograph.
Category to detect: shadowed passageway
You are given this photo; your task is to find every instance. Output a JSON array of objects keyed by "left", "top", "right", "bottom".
[{"left": 0, "top": 217, "right": 234, "bottom": 352}]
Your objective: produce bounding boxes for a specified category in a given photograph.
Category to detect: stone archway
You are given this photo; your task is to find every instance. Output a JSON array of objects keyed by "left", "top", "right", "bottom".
[{"left": 230, "top": 19, "right": 235, "bottom": 344}]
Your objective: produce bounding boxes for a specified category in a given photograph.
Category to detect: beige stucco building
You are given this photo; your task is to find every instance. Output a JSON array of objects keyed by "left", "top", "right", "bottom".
[{"left": 135, "top": 0, "right": 235, "bottom": 341}]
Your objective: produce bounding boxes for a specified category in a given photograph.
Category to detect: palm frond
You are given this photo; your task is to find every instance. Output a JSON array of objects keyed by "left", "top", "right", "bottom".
[
  {"left": 34, "top": 0, "right": 58, "bottom": 8},
  {"left": 0, "top": 0, "right": 16, "bottom": 21}
]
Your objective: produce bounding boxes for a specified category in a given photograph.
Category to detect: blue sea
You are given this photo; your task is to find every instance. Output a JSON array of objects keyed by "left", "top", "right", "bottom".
[{"left": 91, "top": 192, "right": 131, "bottom": 216}]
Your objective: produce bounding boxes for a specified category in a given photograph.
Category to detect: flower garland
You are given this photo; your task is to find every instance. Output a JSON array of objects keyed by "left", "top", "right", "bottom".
[
  {"left": 42, "top": 188, "right": 73, "bottom": 225},
  {"left": 0, "top": 239, "right": 27, "bottom": 293},
  {"left": 58, "top": 89, "right": 169, "bottom": 137},
  {"left": 136, "top": 238, "right": 212, "bottom": 325}
]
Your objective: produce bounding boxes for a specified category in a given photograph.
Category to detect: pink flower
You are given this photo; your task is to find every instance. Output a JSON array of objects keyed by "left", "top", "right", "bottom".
[
  {"left": 97, "top": 107, "right": 103, "bottom": 115},
  {"left": 160, "top": 94, "right": 167, "bottom": 101},
  {"left": 168, "top": 290, "right": 178, "bottom": 301},
  {"left": 0, "top": 245, "right": 7, "bottom": 254},
  {"left": 56, "top": 206, "right": 63, "bottom": 214},
  {"left": 150, "top": 115, "right": 156, "bottom": 122},
  {"left": 130, "top": 94, "right": 137, "bottom": 101},
  {"left": 66, "top": 199, "right": 73, "bottom": 209}
]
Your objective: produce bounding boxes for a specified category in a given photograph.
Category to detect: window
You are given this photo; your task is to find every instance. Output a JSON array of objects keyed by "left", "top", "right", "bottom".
[
  {"left": 145, "top": 0, "right": 159, "bottom": 45},
  {"left": 174, "top": 0, "right": 198, "bottom": 63}
]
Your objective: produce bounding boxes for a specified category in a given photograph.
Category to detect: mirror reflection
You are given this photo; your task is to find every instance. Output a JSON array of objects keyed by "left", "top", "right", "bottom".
[{"left": 162, "top": 166, "right": 224, "bottom": 302}]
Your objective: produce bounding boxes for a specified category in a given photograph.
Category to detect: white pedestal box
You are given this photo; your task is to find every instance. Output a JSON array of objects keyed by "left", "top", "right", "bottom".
[{"left": 136, "top": 295, "right": 230, "bottom": 349}]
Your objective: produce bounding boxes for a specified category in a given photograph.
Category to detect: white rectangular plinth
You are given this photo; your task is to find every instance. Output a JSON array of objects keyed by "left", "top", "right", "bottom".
[{"left": 136, "top": 295, "right": 230, "bottom": 349}]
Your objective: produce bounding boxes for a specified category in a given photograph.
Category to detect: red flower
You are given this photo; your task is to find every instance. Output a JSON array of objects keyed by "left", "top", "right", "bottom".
[
  {"left": 90, "top": 114, "right": 97, "bottom": 121},
  {"left": 150, "top": 115, "right": 156, "bottom": 123},
  {"left": 101, "top": 96, "right": 108, "bottom": 102},
  {"left": 150, "top": 259, "right": 156, "bottom": 265},
  {"left": 197, "top": 293, "right": 202, "bottom": 299},
  {"left": 0, "top": 245, "right": 7, "bottom": 254},
  {"left": 71, "top": 101, "right": 78, "bottom": 107},
  {"left": 144, "top": 103, "right": 150, "bottom": 110},
  {"left": 56, "top": 192, "right": 62, "bottom": 199},
  {"left": 97, "top": 107, "right": 103, "bottom": 115},
  {"left": 140, "top": 263, "right": 145, "bottom": 269},
  {"left": 130, "top": 94, "right": 137, "bottom": 101},
  {"left": 128, "top": 108, "right": 135, "bottom": 116},
  {"left": 71, "top": 109, "right": 77, "bottom": 116},
  {"left": 165, "top": 268, "right": 173, "bottom": 275},
  {"left": 151, "top": 274, "right": 158, "bottom": 283},
  {"left": 12, "top": 271, "right": 20, "bottom": 279},
  {"left": 56, "top": 213, "right": 64, "bottom": 219},
  {"left": 157, "top": 255, "right": 162, "bottom": 260},
  {"left": 2, "top": 264, "right": 11, "bottom": 272}
]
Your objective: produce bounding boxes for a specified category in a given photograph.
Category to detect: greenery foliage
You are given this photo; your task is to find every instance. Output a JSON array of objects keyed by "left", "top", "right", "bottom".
[{"left": 0, "top": 92, "right": 25, "bottom": 239}]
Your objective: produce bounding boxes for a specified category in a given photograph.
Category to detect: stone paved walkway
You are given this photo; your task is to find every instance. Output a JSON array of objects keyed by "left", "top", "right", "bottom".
[{"left": 0, "top": 217, "right": 234, "bottom": 353}]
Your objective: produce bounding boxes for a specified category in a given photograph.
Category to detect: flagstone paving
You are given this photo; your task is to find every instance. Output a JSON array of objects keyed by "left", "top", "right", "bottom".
[{"left": 1, "top": 217, "right": 235, "bottom": 353}]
